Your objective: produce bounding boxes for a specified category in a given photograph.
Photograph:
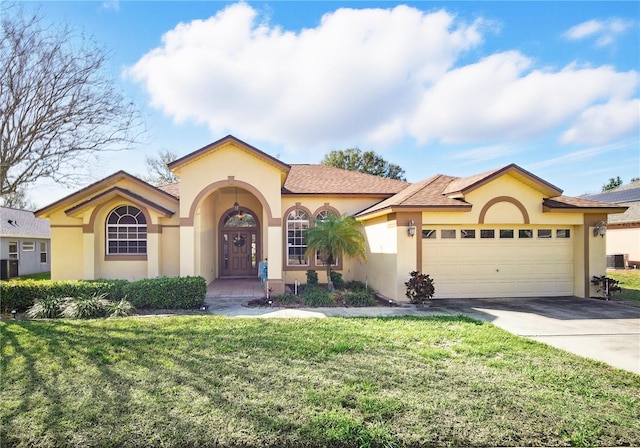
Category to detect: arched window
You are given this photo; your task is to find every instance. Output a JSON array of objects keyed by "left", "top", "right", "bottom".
[
  {"left": 223, "top": 210, "right": 257, "bottom": 227},
  {"left": 106, "top": 205, "right": 147, "bottom": 255},
  {"left": 286, "top": 209, "right": 309, "bottom": 266},
  {"left": 315, "top": 210, "right": 338, "bottom": 266}
]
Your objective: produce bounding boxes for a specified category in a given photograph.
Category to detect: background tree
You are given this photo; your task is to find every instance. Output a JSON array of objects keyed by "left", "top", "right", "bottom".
[
  {"left": 602, "top": 176, "right": 623, "bottom": 191},
  {"left": 0, "top": 6, "right": 142, "bottom": 198},
  {"left": 1, "top": 187, "right": 36, "bottom": 210},
  {"left": 142, "top": 149, "right": 178, "bottom": 185},
  {"left": 321, "top": 148, "right": 406, "bottom": 180},
  {"left": 304, "top": 215, "right": 366, "bottom": 291}
]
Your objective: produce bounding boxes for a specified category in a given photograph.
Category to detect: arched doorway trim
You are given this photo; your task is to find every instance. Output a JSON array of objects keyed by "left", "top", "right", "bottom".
[
  {"left": 219, "top": 206, "right": 260, "bottom": 277},
  {"left": 182, "top": 177, "right": 281, "bottom": 226}
]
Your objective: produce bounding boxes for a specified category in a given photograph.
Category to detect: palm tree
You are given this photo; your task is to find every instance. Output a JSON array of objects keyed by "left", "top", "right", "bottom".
[{"left": 304, "top": 215, "right": 367, "bottom": 291}]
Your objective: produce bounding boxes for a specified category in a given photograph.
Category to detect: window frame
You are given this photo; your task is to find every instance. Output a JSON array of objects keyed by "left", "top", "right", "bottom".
[
  {"left": 40, "top": 242, "right": 48, "bottom": 264},
  {"left": 8, "top": 241, "right": 18, "bottom": 260},
  {"left": 22, "top": 241, "right": 35, "bottom": 251},
  {"left": 315, "top": 210, "right": 339, "bottom": 267},
  {"left": 286, "top": 209, "right": 310, "bottom": 267},
  {"left": 105, "top": 205, "right": 148, "bottom": 256}
]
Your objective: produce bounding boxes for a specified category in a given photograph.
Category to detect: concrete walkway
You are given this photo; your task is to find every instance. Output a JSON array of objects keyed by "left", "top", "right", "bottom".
[{"left": 204, "top": 289, "right": 640, "bottom": 375}]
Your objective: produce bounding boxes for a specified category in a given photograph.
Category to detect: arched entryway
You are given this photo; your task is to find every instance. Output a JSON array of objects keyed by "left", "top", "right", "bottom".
[{"left": 219, "top": 207, "right": 260, "bottom": 277}]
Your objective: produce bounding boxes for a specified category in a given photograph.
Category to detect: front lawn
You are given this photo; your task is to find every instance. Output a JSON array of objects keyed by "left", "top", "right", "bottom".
[
  {"left": 608, "top": 269, "right": 640, "bottom": 306},
  {"left": 2, "top": 316, "right": 639, "bottom": 447}
]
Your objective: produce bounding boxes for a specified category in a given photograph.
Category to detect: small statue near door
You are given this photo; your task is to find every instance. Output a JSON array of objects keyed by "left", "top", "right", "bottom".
[{"left": 259, "top": 258, "right": 268, "bottom": 287}]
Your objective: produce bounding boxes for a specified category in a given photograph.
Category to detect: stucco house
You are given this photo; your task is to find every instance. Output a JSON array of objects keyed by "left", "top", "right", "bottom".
[
  {"left": 0, "top": 207, "right": 51, "bottom": 279},
  {"left": 36, "top": 135, "right": 625, "bottom": 301},
  {"left": 583, "top": 181, "right": 640, "bottom": 268}
]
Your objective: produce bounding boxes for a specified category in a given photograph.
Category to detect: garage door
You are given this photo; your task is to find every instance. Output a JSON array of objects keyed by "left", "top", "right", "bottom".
[{"left": 422, "top": 227, "right": 574, "bottom": 298}]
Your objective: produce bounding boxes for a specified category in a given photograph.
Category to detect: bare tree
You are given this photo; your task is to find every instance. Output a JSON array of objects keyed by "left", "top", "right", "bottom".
[
  {"left": 1, "top": 186, "right": 37, "bottom": 210},
  {"left": 0, "top": 6, "right": 143, "bottom": 197},
  {"left": 142, "top": 149, "right": 179, "bottom": 186}
]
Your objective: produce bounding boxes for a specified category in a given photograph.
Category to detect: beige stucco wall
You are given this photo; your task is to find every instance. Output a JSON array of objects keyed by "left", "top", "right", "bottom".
[
  {"left": 607, "top": 228, "right": 640, "bottom": 265},
  {"left": 50, "top": 227, "right": 84, "bottom": 280},
  {"left": 173, "top": 142, "right": 284, "bottom": 286}
]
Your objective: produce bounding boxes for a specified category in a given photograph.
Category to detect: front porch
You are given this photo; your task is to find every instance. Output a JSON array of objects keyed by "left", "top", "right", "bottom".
[{"left": 206, "top": 278, "right": 266, "bottom": 299}]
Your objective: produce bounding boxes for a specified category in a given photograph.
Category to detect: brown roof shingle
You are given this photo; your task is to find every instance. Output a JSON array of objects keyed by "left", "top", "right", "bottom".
[{"left": 282, "top": 164, "right": 409, "bottom": 195}]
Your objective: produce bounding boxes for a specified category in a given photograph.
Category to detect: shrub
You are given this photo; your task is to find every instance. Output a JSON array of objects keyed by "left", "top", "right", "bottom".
[
  {"left": 0, "top": 279, "right": 128, "bottom": 312},
  {"left": 405, "top": 271, "right": 435, "bottom": 304},
  {"left": 306, "top": 270, "right": 318, "bottom": 286},
  {"left": 275, "top": 293, "right": 300, "bottom": 306},
  {"left": 26, "top": 296, "right": 67, "bottom": 319},
  {"left": 342, "top": 291, "right": 377, "bottom": 307},
  {"left": 345, "top": 280, "right": 374, "bottom": 294},
  {"left": 61, "top": 294, "right": 111, "bottom": 319},
  {"left": 123, "top": 276, "right": 206, "bottom": 309},
  {"left": 329, "top": 270, "right": 345, "bottom": 289},
  {"left": 302, "top": 286, "right": 334, "bottom": 307},
  {"left": 107, "top": 298, "right": 136, "bottom": 318}
]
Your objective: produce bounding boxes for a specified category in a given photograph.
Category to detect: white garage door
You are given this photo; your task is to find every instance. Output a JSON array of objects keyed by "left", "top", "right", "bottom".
[{"left": 422, "top": 227, "right": 574, "bottom": 298}]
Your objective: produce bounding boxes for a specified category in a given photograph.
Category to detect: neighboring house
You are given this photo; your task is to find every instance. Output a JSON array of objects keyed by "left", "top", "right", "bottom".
[
  {"left": 583, "top": 181, "right": 640, "bottom": 268},
  {"left": 36, "top": 135, "right": 625, "bottom": 301},
  {"left": 0, "top": 207, "right": 51, "bottom": 279}
]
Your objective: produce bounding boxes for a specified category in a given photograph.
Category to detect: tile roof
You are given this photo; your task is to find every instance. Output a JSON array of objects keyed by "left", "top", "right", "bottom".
[
  {"left": 157, "top": 182, "right": 180, "bottom": 198},
  {"left": 282, "top": 164, "right": 409, "bottom": 195},
  {"left": 543, "top": 196, "right": 628, "bottom": 209},
  {"left": 608, "top": 202, "right": 640, "bottom": 224},
  {"left": 356, "top": 175, "right": 470, "bottom": 217},
  {"left": 0, "top": 207, "right": 50, "bottom": 238}
]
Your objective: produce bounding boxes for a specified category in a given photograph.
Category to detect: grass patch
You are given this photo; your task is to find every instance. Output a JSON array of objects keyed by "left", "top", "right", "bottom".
[
  {"left": 2, "top": 316, "right": 639, "bottom": 447},
  {"left": 608, "top": 270, "right": 640, "bottom": 306},
  {"left": 14, "top": 272, "right": 51, "bottom": 281}
]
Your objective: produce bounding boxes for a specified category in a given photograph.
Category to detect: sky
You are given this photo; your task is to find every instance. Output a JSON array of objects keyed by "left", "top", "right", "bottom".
[{"left": 12, "top": 0, "right": 640, "bottom": 208}]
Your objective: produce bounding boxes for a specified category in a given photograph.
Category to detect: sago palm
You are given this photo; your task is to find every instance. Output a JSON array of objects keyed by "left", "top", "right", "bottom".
[{"left": 304, "top": 215, "right": 366, "bottom": 291}]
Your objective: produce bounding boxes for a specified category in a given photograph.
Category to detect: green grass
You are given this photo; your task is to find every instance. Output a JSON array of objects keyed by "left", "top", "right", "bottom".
[
  {"left": 15, "top": 272, "right": 51, "bottom": 281},
  {"left": 608, "top": 270, "right": 640, "bottom": 306},
  {"left": 2, "top": 316, "right": 639, "bottom": 447}
]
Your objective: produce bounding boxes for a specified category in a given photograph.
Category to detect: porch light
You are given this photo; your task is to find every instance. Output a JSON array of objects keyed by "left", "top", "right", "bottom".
[
  {"left": 407, "top": 220, "right": 416, "bottom": 238},
  {"left": 233, "top": 187, "right": 240, "bottom": 212},
  {"left": 593, "top": 221, "right": 606, "bottom": 238}
]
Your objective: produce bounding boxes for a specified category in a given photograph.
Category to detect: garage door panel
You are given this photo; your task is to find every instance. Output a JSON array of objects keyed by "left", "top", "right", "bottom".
[{"left": 422, "top": 228, "right": 573, "bottom": 298}]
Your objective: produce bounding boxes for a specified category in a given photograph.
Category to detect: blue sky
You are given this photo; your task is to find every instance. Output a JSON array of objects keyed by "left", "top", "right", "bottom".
[{"left": 18, "top": 1, "right": 640, "bottom": 207}]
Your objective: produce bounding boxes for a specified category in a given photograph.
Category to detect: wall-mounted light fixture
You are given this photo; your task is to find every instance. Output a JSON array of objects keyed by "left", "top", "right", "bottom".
[
  {"left": 407, "top": 219, "right": 416, "bottom": 237},
  {"left": 593, "top": 220, "right": 606, "bottom": 238}
]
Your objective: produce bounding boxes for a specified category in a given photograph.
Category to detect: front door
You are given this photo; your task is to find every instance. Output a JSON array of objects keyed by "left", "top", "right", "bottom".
[{"left": 220, "top": 209, "right": 259, "bottom": 277}]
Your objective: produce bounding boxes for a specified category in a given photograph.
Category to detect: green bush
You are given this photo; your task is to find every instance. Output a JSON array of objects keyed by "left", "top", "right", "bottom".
[
  {"left": 345, "top": 280, "right": 371, "bottom": 292},
  {"left": 306, "top": 269, "right": 319, "bottom": 286},
  {"left": 123, "top": 276, "right": 206, "bottom": 309},
  {"left": 301, "top": 286, "right": 334, "bottom": 307},
  {"left": 275, "top": 293, "right": 300, "bottom": 305},
  {"left": 1, "top": 279, "right": 127, "bottom": 312},
  {"left": 107, "top": 298, "right": 136, "bottom": 318},
  {"left": 26, "top": 296, "right": 67, "bottom": 319},
  {"left": 61, "top": 294, "right": 111, "bottom": 319},
  {"left": 342, "top": 291, "right": 377, "bottom": 307},
  {"left": 329, "top": 270, "right": 345, "bottom": 289}
]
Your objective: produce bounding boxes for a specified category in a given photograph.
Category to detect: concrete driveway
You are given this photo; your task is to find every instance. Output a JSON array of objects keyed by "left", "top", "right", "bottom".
[{"left": 430, "top": 297, "right": 640, "bottom": 375}]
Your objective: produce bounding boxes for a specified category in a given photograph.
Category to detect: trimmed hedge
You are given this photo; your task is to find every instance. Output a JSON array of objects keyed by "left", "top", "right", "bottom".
[
  {"left": 122, "top": 276, "right": 206, "bottom": 309},
  {"left": 1, "top": 277, "right": 207, "bottom": 312},
  {"left": 0, "top": 279, "right": 127, "bottom": 312}
]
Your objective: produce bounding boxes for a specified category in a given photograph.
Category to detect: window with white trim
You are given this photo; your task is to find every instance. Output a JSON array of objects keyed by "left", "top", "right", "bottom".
[
  {"left": 106, "top": 205, "right": 147, "bottom": 255},
  {"left": 286, "top": 209, "right": 309, "bottom": 266},
  {"left": 22, "top": 241, "right": 35, "bottom": 251},
  {"left": 315, "top": 210, "right": 338, "bottom": 266},
  {"left": 8, "top": 241, "right": 18, "bottom": 260},
  {"left": 40, "top": 242, "right": 48, "bottom": 263}
]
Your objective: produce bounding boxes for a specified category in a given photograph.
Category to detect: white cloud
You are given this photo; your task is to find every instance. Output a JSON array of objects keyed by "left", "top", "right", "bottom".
[
  {"left": 561, "top": 99, "right": 640, "bottom": 144},
  {"left": 449, "top": 144, "right": 521, "bottom": 163},
  {"left": 564, "top": 18, "right": 633, "bottom": 47},
  {"left": 528, "top": 140, "right": 634, "bottom": 170},
  {"left": 128, "top": 3, "right": 638, "bottom": 155}
]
